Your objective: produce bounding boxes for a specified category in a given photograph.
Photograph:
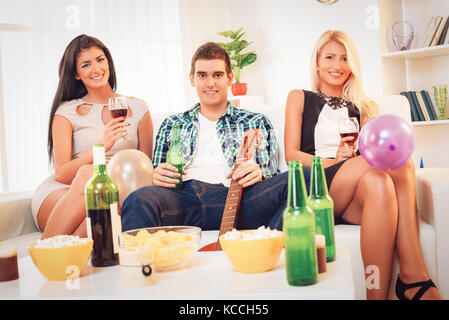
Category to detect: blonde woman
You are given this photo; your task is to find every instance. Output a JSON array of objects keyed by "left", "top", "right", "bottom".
[{"left": 284, "top": 30, "right": 441, "bottom": 300}]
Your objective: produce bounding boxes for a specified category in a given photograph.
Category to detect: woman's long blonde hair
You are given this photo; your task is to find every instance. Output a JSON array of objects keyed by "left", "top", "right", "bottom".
[{"left": 310, "top": 30, "right": 378, "bottom": 121}]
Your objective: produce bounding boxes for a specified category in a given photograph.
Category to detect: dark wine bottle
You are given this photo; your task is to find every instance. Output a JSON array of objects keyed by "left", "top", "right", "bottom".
[{"left": 85, "top": 144, "right": 121, "bottom": 267}]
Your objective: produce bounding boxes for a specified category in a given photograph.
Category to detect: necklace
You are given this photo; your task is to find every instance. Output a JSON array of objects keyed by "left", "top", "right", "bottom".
[{"left": 317, "top": 91, "right": 354, "bottom": 110}]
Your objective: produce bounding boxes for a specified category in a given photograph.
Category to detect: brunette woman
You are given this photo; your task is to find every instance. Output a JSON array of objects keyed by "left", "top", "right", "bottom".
[{"left": 32, "top": 34, "right": 153, "bottom": 239}]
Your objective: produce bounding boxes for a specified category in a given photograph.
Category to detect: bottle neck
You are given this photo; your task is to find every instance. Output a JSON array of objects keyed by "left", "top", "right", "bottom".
[
  {"left": 309, "top": 160, "right": 329, "bottom": 198},
  {"left": 169, "top": 127, "right": 181, "bottom": 148},
  {"left": 169, "top": 139, "right": 181, "bottom": 148},
  {"left": 94, "top": 163, "right": 107, "bottom": 176},
  {"left": 287, "top": 163, "right": 308, "bottom": 209}
]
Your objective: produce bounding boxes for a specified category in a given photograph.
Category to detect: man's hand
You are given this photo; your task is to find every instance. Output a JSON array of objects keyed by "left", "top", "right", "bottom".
[
  {"left": 152, "top": 163, "right": 182, "bottom": 188},
  {"left": 226, "top": 160, "right": 262, "bottom": 188}
]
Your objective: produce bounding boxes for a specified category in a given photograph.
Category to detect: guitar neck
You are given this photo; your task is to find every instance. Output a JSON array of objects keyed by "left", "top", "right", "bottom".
[{"left": 218, "top": 179, "right": 243, "bottom": 237}]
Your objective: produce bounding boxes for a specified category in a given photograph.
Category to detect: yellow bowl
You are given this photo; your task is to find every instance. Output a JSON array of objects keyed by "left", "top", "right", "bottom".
[
  {"left": 219, "top": 231, "right": 284, "bottom": 273},
  {"left": 28, "top": 240, "right": 93, "bottom": 281}
]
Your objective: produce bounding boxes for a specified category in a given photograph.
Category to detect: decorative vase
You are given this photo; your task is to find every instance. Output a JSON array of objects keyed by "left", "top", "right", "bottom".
[
  {"left": 392, "top": 20, "right": 414, "bottom": 51},
  {"left": 231, "top": 83, "right": 247, "bottom": 96},
  {"left": 433, "top": 84, "right": 448, "bottom": 120}
]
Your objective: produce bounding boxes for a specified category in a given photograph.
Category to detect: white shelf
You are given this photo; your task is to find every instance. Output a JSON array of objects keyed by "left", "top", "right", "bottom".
[
  {"left": 379, "top": 0, "right": 449, "bottom": 167},
  {"left": 381, "top": 44, "right": 449, "bottom": 60},
  {"left": 411, "top": 120, "right": 449, "bottom": 127}
]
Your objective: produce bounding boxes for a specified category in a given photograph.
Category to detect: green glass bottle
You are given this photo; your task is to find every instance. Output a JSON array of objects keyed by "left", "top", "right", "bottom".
[
  {"left": 308, "top": 156, "right": 336, "bottom": 262},
  {"left": 283, "top": 161, "right": 318, "bottom": 286},
  {"left": 85, "top": 144, "right": 121, "bottom": 267},
  {"left": 166, "top": 123, "right": 183, "bottom": 189}
]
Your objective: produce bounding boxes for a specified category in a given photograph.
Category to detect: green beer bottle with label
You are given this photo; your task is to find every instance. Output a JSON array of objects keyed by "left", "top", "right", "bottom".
[
  {"left": 283, "top": 161, "right": 318, "bottom": 286},
  {"left": 166, "top": 123, "right": 183, "bottom": 188},
  {"left": 308, "top": 156, "right": 336, "bottom": 262},
  {"left": 85, "top": 144, "right": 121, "bottom": 267}
]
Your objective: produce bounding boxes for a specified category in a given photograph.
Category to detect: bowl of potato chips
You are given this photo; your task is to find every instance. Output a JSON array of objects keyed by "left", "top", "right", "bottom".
[{"left": 120, "top": 226, "right": 201, "bottom": 271}]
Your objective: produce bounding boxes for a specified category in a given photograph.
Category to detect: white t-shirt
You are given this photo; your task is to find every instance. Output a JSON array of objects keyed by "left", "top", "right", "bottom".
[{"left": 183, "top": 112, "right": 233, "bottom": 186}]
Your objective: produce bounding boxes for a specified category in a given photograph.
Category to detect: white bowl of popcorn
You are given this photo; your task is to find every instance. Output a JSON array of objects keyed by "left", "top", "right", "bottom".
[
  {"left": 120, "top": 226, "right": 201, "bottom": 271},
  {"left": 219, "top": 226, "right": 284, "bottom": 273},
  {"left": 28, "top": 235, "right": 93, "bottom": 281}
]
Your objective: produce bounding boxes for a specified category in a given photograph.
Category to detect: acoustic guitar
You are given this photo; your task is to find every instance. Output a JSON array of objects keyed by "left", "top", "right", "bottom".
[{"left": 199, "top": 129, "right": 261, "bottom": 251}]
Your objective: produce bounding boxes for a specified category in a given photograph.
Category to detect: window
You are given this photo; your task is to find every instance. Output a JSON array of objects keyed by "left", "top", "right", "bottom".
[{"left": 0, "top": 0, "right": 186, "bottom": 193}]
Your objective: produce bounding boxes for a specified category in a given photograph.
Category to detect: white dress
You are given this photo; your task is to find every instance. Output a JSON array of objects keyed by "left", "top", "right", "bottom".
[{"left": 31, "top": 97, "right": 149, "bottom": 229}]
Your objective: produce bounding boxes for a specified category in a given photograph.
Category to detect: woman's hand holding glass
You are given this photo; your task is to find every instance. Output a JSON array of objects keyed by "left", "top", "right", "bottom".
[
  {"left": 98, "top": 116, "right": 130, "bottom": 152},
  {"left": 336, "top": 117, "right": 359, "bottom": 163}
]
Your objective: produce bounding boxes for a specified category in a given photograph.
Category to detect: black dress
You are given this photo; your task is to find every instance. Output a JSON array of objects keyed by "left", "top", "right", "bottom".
[{"left": 301, "top": 90, "right": 361, "bottom": 190}]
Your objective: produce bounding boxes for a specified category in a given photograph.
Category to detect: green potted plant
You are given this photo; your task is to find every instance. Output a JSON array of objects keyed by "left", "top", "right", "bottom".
[{"left": 217, "top": 27, "right": 257, "bottom": 96}]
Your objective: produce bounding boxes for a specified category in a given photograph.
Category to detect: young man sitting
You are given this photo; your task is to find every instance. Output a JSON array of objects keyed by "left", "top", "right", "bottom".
[{"left": 121, "top": 42, "right": 307, "bottom": 231}]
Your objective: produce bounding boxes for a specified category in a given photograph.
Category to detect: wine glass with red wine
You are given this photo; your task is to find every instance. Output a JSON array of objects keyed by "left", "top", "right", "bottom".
[
  {"left": 339, "top": 117, "right": 359, "bottom": 148},
  {"left": 108, "top": 96, "right": 129, "bottom": 140}
]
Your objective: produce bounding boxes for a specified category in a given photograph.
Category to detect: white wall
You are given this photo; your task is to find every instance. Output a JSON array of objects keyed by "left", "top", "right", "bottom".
[{"left": 185, "top": 0, "right": 381, "bottom": 107}]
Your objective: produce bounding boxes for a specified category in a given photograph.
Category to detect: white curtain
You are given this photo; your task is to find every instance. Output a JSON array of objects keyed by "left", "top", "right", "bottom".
[{"left": 0, "top": 0, "right": 188, "bottom": 193}]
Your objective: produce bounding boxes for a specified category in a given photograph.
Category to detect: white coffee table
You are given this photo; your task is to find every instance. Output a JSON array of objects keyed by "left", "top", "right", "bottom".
[{"left": 0, "top": 246, "right": 355, "bottom": 300}]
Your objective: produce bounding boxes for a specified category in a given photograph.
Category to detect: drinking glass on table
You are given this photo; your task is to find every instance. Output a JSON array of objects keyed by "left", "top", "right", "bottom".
[
  {"left": 108, "top": 96, "right": 129, "bottom": 140},
  {"left": 338, "top": 117, "right": 359, "bottom": 148}
]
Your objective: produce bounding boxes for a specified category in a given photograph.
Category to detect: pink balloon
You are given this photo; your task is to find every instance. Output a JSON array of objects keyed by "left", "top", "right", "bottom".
[{"left": 358, "top": 114, "right": 415, "bottom": 170}]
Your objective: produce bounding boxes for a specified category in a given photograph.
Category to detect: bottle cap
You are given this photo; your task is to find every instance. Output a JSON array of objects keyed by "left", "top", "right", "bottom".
[
  {"left": 92, "top": 144, "right": 106, "bottom": 165},
  {"left": 288, "top": 160, "right": 302, "bottom": 167}
]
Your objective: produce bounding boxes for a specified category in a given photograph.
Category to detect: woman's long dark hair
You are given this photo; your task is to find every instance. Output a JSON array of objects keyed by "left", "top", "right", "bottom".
[{"left": 47, "top": 34, "right": 117, "bottom": 164}]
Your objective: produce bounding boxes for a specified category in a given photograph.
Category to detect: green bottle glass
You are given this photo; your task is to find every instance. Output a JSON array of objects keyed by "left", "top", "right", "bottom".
[
  {"left": 166, "top": 123, "right": 183, "bottom": 189},
  {"left": 85, "top": 144, "right": 121, "bottom": 267},
  {"left": 283, "top": 161, "right": 318, "bottom": 286},
  {"left": 308, "top": 156, "right": 336, "bottom": 262}
]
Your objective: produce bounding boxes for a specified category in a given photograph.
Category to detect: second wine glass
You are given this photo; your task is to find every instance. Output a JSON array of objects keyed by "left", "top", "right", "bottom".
[
  {"left": 339, "top": 117, "right": 359, "bottom": 148},
  {"left": 109, "top": 96, "right": 129, "bottom": 140}
]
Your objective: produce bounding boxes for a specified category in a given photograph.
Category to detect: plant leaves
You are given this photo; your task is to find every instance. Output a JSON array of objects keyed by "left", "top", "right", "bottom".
[
  {"left": 218, "top": 30, "right": 234, "bottom": 38},
  {"left": 238, "top": 52, "right": 257, "bottom": 68},
  {"left": 231, "top": 27, "right": 244, "bottom": 39},
  {"left": 235, "top": 40, "right": 252, "bottom": 54},
  {"left": 217, "top": 28, "right": 256, "bottom": 75},
  {"left": 234, "top": 31, "right": 246, "bottom": 42},
  {"left": 227, "top": 41, "right": 242, "bottom": 52}
]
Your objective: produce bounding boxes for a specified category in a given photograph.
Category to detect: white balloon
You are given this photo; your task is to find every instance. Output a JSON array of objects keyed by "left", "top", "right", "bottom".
[{"left": 107, "top": 149, "right": 153, "bottom": 206}]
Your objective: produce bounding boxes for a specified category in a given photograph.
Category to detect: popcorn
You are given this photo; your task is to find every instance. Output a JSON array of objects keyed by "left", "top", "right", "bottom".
[
  {"left": 32, "top": 235, "right": 90, "bottom": 248},
  {"left": 222, "top": 226, "right": 282, "bottom": 240}
]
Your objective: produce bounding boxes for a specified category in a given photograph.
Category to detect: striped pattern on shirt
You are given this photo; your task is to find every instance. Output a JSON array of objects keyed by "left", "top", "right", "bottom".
[{"left": 152, "top": 102, "right": 280, "bottom": 179}]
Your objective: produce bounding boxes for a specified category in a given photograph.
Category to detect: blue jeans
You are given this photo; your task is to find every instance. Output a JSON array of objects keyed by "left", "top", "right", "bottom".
[{"left": 121, "top": 169, "right": 310, "bottom": 232}]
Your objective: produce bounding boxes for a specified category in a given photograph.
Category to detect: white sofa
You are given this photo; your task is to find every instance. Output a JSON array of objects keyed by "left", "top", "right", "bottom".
[{"left": 1, "top": 94, "right": 449, "bottom": 300}]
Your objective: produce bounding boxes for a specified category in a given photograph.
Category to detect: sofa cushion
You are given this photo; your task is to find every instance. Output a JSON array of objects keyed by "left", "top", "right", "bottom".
[{"left": 0, "top": 191, "right": 38, "bottom": 241}]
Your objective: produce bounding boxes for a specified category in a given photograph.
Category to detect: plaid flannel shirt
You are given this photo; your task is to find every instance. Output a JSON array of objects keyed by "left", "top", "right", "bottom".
[{"left": 152, "top": 102, "right": 280, "bottom": 179}]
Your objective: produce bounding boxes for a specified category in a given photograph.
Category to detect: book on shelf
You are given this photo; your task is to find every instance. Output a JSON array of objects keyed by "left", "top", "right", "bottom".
[
  {"left": 409, "top": 91, "right": 426, "bottom": 121},
  {"left": 422, "top": 16, "right": 437, "bottom": 47},
  {"left": 444, "top": 19, "right": 449, "bottom": 44},
  {"left": 423, "top": 16, "right": 442, "bottom": 47},
  {"left": 422, "top": 90, "right": 439, "bottom": 119},
  {"left": 420, "top": 90, "right": 438, "bottom": 120},
  {"left": 415, "top": 91, "right": 431, "bottom": 120},
  {"left": 401, "top": 90, "right": 441, "bottom": 122},
  {"left": 431, "top": 16, "right": 446, "bottom": 46},
  {"left": 437, "top": 16, "right": 449, "bottom": 45},
  {"left": 401, "top": 91, "right": 419, "bottom": 121}
]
